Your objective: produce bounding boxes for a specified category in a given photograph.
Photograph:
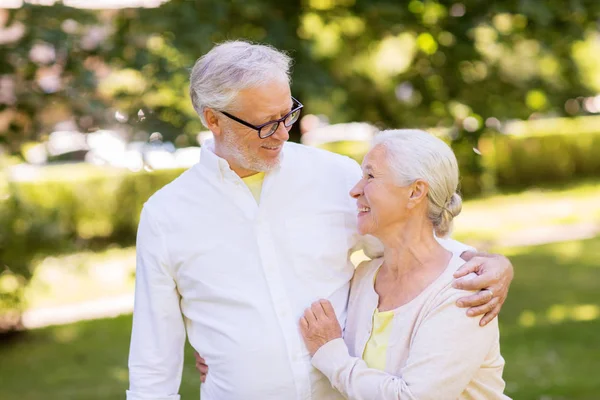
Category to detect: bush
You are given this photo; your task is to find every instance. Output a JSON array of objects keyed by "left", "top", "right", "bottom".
[
  {"left": 486, "top": 130, "right": 600, "bottom": 189},
  {"left": 0, "top": 167, "right": 184, "bottom": 332},
  {"left": 316, "top": 121, "right": 600, "bottom": 197}
]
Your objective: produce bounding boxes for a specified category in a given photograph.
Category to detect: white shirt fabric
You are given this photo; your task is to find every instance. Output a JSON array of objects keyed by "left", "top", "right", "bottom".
[{"left": 126, "top": 140, "right": 472, "bottom": 400}]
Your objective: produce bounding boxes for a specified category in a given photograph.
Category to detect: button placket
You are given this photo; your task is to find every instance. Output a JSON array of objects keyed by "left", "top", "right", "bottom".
[{"left": 255, "top": 219, "right": 312, "bottom": 400}]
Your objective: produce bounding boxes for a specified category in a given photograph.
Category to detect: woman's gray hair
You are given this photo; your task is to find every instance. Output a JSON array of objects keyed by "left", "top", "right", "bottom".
[
  {"left": 373, "top": 129, "right": 462, "bottom": 238},
  {"left": 189, "top": 40, "right": 293, "bottom": 126}
]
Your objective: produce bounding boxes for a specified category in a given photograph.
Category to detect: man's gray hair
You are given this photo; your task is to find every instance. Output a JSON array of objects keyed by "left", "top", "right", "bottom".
[{"left": 190, "top": 40, "right": 293, "bottom": 126}]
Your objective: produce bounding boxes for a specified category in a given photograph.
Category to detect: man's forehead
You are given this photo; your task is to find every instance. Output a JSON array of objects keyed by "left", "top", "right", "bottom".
[
  {"left": 263, "top": 99, "right": 294, "bottom": 118},
  {"left": 238, "top": 83, "right": 291, "bottom": 103},
  {"left": 235, "top": 91, "right": 292, "bottom": 120}
]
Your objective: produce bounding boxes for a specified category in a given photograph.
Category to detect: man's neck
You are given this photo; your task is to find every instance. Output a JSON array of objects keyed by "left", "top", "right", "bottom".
[{"left": 212, "top": 146, "right": 260, "bottom": 178}]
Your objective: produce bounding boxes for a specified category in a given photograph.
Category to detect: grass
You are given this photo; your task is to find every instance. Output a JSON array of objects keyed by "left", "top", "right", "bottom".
[
  {"left": 1, "top": 236, "right": 599, "bottom": 399},
  {"left": 0, "top": 315, "right": 202, "bottom": 400},
  {"left": 453, "top": 179, "right": 600, "bottom": 247},
  {"left": 24, "top": 246, "right": 136, "bottom": 310},
  {"left": 494, "top": 237, "right": 600, "bottom": 398}
]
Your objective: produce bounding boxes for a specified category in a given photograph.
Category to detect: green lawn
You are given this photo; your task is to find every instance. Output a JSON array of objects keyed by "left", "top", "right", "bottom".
[
  {"left": 1, "top": 236, "right": 599, "bottom": 399},
  {"left": 453, "top": 179, "right": 600, "bottom": 247},
  {"left": 24, "top": 246, "right": 136, "bottom": 310},
  {"left": 495, "top": 237, "right": 600, "bottom": 398},
  {"left": 0, "top": 315, "right": 202, "bottom": 400}
]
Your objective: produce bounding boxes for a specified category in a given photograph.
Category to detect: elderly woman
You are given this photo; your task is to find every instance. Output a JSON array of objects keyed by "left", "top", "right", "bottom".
[{"left": 300, "top": 129, "right": 510, "bottom": 399}]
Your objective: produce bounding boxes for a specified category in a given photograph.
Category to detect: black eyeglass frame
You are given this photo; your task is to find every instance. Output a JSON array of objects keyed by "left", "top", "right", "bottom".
[{"left": 219, "top": 96, "right": 304, "bottom": 139}]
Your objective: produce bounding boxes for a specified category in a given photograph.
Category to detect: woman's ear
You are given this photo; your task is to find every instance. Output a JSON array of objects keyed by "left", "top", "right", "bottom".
[{"left": 407, "top": 180, "right": 428, "bottom": 208}]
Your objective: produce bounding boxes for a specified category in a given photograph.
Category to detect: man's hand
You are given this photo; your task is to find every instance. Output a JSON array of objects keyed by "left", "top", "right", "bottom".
[
  {"left": 194, "top": 351, "right": 208, "bottom": 383},
  {"left": 299, "top": 299, "right": 342, "bottom": 356},
  {"left": 453, "top": 251, "right": 514, "bottom": 327}
]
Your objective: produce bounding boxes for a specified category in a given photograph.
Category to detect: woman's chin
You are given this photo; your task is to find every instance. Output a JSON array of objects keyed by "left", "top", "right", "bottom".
[{"left": 357, "top": 223, "right": 373, "bottom": 236}]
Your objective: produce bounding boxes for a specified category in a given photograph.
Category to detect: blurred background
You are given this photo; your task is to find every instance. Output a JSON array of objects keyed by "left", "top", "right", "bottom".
[{"left": 0, "top": 0, "right": 599, "bottom": 398}]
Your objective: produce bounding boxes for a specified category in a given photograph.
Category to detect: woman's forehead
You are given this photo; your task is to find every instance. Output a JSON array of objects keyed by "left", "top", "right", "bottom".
[{"left": 362, "top": 145, "right": 388, "bottom": 169}]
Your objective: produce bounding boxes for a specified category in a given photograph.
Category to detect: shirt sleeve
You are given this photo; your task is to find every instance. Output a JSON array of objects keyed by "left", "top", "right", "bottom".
[
  {"left": 311, "top": 289, "right": 499, "bottom": 400},
  {"left": 436, "top": 236, "right": 476, "bottom": 255},
  {"left": 127, "top": 205, "right": 186, "bottom": 400}
]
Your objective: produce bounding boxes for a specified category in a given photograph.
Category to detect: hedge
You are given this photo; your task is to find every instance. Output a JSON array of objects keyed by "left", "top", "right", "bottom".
[
  {"left": 0, "top": 167, "right": 184, "bottom": 331},
  {"left": 482, "top": 130, "right": 600, "bottom": 189},
  {"left": 2, "top": 120, "right": 600, "bottom": 330},
  {"left": 320, "top": 128, "right": 600, "bottom": 196},
  {"left": 3, "top": 128, "right": 598, "bottom": 270}
]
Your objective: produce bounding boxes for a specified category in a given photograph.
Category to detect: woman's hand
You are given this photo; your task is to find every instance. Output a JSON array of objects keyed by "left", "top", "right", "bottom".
[
  {"left": 299, "top": 299, "right": 342, "bottom": 356},
  {"left": 194, "top": 351, "right": 208, "bottom": 383}
]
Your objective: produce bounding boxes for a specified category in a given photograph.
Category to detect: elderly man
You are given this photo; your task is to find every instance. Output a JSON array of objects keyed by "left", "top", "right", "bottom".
[{"left": 127, "top": 41, "right": 513, "bottom": 400}]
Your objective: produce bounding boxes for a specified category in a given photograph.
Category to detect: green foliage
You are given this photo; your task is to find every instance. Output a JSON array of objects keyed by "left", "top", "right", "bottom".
[
  {"left": 3, "top": 1, "right": 600, "bottom": 153},
  {"left": 0, "top": 4, "right": 106, "bottom": 152},
  {"left": 491, "top": 130, "right": 600, "bottom": 189},
  {"left": 0, "top": 168, "right": 183, "bottom": 330},
  {"left": 315, "top": 125, "right": 600, "bottom": 197}
]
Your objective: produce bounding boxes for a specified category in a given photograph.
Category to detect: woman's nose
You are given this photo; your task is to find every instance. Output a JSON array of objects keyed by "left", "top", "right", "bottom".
[{"left": 350, "top": 179, "right": 364, "bottom": 199}]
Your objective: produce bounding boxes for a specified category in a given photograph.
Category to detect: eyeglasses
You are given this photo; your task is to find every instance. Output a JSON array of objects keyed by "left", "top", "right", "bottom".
[{"left": 220, "top": 96, "right": 304, "bottom": 139}]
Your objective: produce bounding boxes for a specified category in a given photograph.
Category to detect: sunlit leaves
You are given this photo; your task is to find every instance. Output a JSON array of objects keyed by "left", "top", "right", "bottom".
[
  {"left": 572, "top": 31, "right": 600, "bottom": 92},
  {"left": 526, "top": 89, "right": 549, "bottom": 111}
]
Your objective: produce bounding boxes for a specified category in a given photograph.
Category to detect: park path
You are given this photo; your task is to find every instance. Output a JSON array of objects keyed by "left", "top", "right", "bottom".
[{"left": 21, "top": 222, "right": 599, "bottom": 329}]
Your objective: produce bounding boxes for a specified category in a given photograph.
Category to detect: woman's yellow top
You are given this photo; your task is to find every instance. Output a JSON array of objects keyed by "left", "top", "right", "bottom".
[{"left": 362, "top": 270, "right": 396, "bottom": 371}]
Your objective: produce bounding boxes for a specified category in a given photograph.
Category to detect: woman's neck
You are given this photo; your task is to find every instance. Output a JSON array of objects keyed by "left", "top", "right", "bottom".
[
  {"left": 373, "top": 219, "right": 452, "bottom": 311},
  {"left": 378, "top": 217, "right": 451, "bottom": 282}
]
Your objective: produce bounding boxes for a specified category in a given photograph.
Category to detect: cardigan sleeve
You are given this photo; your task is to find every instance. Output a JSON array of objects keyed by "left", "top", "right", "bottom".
[{"left": 311, "top": 288, "right": 500, "bottom": 400}]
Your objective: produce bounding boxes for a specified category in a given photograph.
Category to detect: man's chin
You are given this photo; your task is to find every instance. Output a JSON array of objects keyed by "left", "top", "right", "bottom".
[
  {"left": 257, "top": 152, "right": 284, "bottom": 172},
  {"left": 242, "top": 157, "right": 281, "bottom": 174},
  {"left": 260, "top": 158, "right": 281, "bottom": 172}
]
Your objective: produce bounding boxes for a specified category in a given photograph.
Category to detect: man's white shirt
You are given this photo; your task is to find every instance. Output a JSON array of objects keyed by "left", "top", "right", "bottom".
[{"left": 127, "top": 141, "right": 471, "bottom": 400}]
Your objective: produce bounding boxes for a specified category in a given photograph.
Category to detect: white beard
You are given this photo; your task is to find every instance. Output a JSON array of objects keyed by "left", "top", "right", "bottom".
[{"left": 220, "top": 127, "right": 283, "bottom": 172}]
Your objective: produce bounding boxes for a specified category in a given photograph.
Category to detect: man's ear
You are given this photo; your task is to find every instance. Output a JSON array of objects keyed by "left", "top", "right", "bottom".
[
  {"left": 203, "top": 108, "right": 223, "bottom": 137},
  {"left": 407, "top": 180, "right": 428, "bottom": 208}
]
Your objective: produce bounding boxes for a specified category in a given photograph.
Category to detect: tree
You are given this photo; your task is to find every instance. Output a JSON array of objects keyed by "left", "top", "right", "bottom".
[{"left": 1, "top": 0, "right": 599, "bottom": 151}]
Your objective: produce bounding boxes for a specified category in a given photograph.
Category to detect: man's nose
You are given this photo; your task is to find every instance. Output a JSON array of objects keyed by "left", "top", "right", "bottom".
[{"left": 272, "top": 123, "right": 290, "bottom": 142}]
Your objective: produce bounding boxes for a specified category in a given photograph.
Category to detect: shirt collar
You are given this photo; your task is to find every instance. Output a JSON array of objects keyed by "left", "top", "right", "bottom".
[{"left": 199, "top": 138, "right": 231, "bottom": 181}]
